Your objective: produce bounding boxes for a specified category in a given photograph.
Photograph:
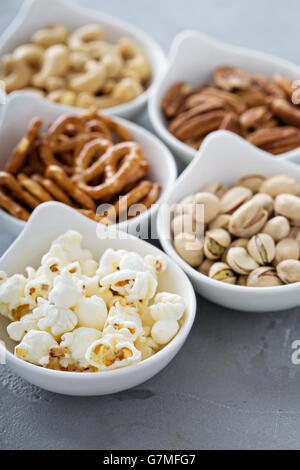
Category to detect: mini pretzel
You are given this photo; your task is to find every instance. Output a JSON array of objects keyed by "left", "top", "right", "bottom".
[
  {"left": 17, "top": 173, "right": 53, "bottom": 203},
  {"left": 31, "top": 174, "right": 73, "bottom": 206},
  {"left": 0, "top": 189, "right": 30, "bottom": 221},
  {"left": 81, "top": 110, "right": 132, "bottom": 142},
  {"left": 77, "top": 142, "right": 149, "bottom": 201},
  {"left": 5, "top": 118, "right": 42, "bottom": 174},
  {"left": 45, "top": 165, "right": 96, "bottom": 210},
  {"left": 0, "top": 171, "right": 40, "bottom": 209},
  {"left": 73, "top": 137, "right": 112, "bottom": 177}
]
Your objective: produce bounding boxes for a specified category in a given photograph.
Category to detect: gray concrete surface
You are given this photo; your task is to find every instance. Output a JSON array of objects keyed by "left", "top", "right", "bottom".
[{"left": 1, "top": 0, "right": 300, "bottom": 451}]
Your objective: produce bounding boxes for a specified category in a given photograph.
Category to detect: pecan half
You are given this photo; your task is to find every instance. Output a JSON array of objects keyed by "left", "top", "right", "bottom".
[
  {"left": 240, "top": 106, "right": 277, "bottom": 131},
  {"left": 219, "top": 112, "right": 242, "bottom": 135},
  {"left": 247, "top": 126, "right": 300, "bottom": 154},
  {"left": 267, "top": 98, "right": 300, "bottom": 126},
  {"left": 214, "top": 66, "right": 251, "bottom": 91},
  {"left": 236, "top": 88, "right": 266, "bottom": 107},
  {"left": 273, "top": 74, "right": 294, "bottom": 98},
  {"left": 194, "top": 87, "right": 246, "bottom": 114},
  {"left": 168, "top": 101, "right": 226, "bottom": 140},
  {"left": 161, "top": 81, "right": 191, "bottom": 118},
  {"left": 251, "top": 74, "right": 286, "bottom": 99}
]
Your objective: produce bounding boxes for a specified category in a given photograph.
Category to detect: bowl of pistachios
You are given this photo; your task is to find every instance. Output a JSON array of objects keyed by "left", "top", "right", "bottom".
[{"left": 157, "top": 130, "right": 300, "bottom": 312}]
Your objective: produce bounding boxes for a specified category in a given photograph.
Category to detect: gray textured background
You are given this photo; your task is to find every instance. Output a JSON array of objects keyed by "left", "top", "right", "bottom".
[{"left": 1, "top": 0, "right": 300, "bottom": 451}]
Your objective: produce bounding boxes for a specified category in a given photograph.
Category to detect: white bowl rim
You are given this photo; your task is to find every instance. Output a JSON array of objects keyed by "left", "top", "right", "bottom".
[
  {"left": 157, "top": 130, "right": 300, "bottom": 297},
  {"left": 0, "top": 0, "right": 167, "bottom": 116},
  {"left": 1, "top": 201, "right": 197, "bottom": 379},
  {"left": 0, "top": 91, "right": 177, "bottom": 233},
  {"left": 148, "top": 29, "right": 300, "bottom": 162}
]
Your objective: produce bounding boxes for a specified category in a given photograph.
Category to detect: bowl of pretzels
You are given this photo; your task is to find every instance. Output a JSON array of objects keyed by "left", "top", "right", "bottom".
[
  {"left": 0, "top": 93, "right": 177, "bottom": 235},
  {"left": 149, "top": 31, "right": 300, "bottom": 164},
  {"left": 0, "top": 0, "right": 166, "bottom": 119}
]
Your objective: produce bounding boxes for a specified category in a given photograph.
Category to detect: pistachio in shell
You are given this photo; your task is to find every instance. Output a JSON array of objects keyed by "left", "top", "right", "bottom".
[
  {"left": 227, "top": 247, "right": 259, "bottom": 275},
  {"left": 174, "top": 232, "right": 204, "bottom": 267},
  {"left": 274, "top": 238, "right": 300, "bottom": 265},
  {"left": 251, "top": 193, "right": 274, "bottom": 216},
  {"left": 262, "top": 216, "right": 290, "bottom": 241},
  {"left": 277, "top": 259, "right": 300, "bottom": 284},
  {"left": 274, "top": 194, "right": 300, "bottom": 225},
  {"left": 209, "top": 214, "right": 231, "bottom": 230},
  {"left": 172, "top": 213, "right": 203, "bottom": 237},
  {"left": 197, "top": 259, "right": 215, "bottom": 276},
  {"left": 229, "top": 199, "right": 268, "bottom": 238},
  {"left": 220, "top": 186, "right": 252, "bottom": 214},
  {"left": 209, "top": 262, "right": 237, "bottom": 284},
  {"left": 260, "top": 174, "right": 300, "bottom": 198},
  {"left": 247, "top": 233, "right": 275, "bottom": 265},
  {"left": 247, "top": 267, "right": 283, "bottom": 287},
  {"left": 202, "top": 181, "right": 227, "bottom": 199},
  {"left": 236, "top": 174, "right": 266, "bottom": 193},
  {"left": 204, "top": 228, "right": 231, "bottom": 260}
]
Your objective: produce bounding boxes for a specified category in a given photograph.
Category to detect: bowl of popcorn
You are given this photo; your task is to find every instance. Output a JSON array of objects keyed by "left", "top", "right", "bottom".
[
  {"left": 158, "top": 131, "right": 300, "bottom": 312},
  {"left": 0, "top": 202, "right": 196, "bottom": 395},
  {"left": 148, "top": 31, "right": 300, "bottom": 164},
  {"left": 0, "top": 0, "right": 166, "bottom": 119},
  {"left": 0, "top": 93, "right": 176, "bottom": 236}
]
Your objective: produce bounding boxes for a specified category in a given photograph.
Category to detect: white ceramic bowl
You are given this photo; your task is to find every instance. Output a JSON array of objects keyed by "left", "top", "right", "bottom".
[
  {"left": 148, "top": 30, "right": 300, "bottom": 165},
  {"left": 0, "top": 202, "right": 196, "bottom": 395},
  {"left": 157, "top": 130, "right": 300, "bottom": 313},
  {"left": 0, "top": 0, "right": 166, "bottom": 119},
  {"left": 0, "top": 92, "right": 177, "bottom": 236}
]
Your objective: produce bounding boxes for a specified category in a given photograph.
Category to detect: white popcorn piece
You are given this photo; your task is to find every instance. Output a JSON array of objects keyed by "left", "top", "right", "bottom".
[
  {"left": 0, "top": 271, "right": 7, "bottom": 285},
  {"left": 49, "top": 269, "right": 82, "bottom": 309},
  {"left": 151, "top": 319, "right": 179, "bottom": 345},
  {"left": 144, "top": 255, "right": 168, "bottom": 277},
  {"left": 96, "top": 248, "right": 127, "bottom": 278},
  {"left": 60, "top": 327, "right": 101, "bottom": 370},
  {"left": 37, "top": 257, "right": 63, "bottom": 280},
  {"left": 41, "top": 243, "right": 70, "bottom": 267},
  {"left": 150, "top": 292, "right": 185, "bottom": 322},
  {"left": 119, "top": 252, "right": 148, "bottom": 272},
  {"left": 7, "top": 314, "right": 38, "bottom": 342},
  {"left": 81, "top": 259, "right": 98, "bottom": 277},
  {"left": 33, "top": 298, "right": 78, "bottom": 337},
  {"left": 86, "top": 333, "right": 141, "bottom": 371},
  {"left": 101, "top": 269, "right": 157, "bottom": 301},
  {"left": 54, "top": 230, "right": 93, "bottom": 264},
  {"left": 24, "top": 276, "right": 52, "bottom": 303},
  {"left": 74, "top": 296, "right": 107, "bottom": 330},
  {"left": 104, "top": 302, "right": 143, "bottom": 341},
  {"left": 15, "top": 330, "right": 58, "bottom": 366},
  {"left": 0, "top": 274, "right": 28, "bottom": 320},
  {"left": 135, "top": 335, "right": 159, "bottom": 360}
]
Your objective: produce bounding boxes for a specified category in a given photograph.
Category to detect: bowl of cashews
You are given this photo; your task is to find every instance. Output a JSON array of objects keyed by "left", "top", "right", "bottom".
[
  {"left": 0, "top": 92, "right": 177, "bottom": 236},
  {"left": 0, "top": 202, "right": 196, "bottom": 395},
  {"left": 0, "top": 0, "right": 166, "bottom": 119}
]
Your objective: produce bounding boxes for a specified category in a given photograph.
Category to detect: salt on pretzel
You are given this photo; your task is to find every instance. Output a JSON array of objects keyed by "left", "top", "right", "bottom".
[
  {"left": 17, "top": 173, "right": 53, "bottom": 203},
  {"left": 31, "top": 174, "right": 73, "bottom": 206},
  {"left": 45, "top": 165, "right": 96, "bottom": 210},
  {"left": 0, "top": 189, "right": 30, "bottom": 221},
  {"left": 77, "top": 142, "right": 149, "bottom": 201},
  {"left": 5, "top": 118, "right": 42, "bottom": 174},
  {"left": 0, "top": 171, "right": 40, "bottom": 209}
]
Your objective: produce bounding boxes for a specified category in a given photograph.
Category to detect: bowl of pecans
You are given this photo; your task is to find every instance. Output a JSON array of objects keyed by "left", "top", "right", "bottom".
[
  {"left": 148, "top": 31, "right": 300, "bottom": 164},
  {"left": 0, "top": 0, "right": 166, "bottom": 119},
  {"left": 0, "top": 93, "right": 177, "bottom": 236}
]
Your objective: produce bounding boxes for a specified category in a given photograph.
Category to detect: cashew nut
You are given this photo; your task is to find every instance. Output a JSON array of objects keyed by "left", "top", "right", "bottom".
[
  {"left": 69, "top": 50, "right": 90, "bottom": 72},
  {"left": 119, "top": 38, "right": 151, "bottom": 81},
  {"left": 47, "top": 89, "right": 77, "bottom": 106},
  {"left": 1, "top": 55, "right": 33, "bottom": 92},
  {"left": 68, "top": 24, "right": 103, "bottom": 50},
  {"left": 32, "top": 44, "right": 69, "bottom": 88},
  {"left": 13, "top": 44, "right": 44, "bottom": 66},
  {"left": 112, "top": 77, "right": 144, "bottom": 102},
  {"left": 69, "top": 60, "right": 106, "bottom": 94},
  {"left": 32, "top": 24, "right": 69, "bottom": 47}
]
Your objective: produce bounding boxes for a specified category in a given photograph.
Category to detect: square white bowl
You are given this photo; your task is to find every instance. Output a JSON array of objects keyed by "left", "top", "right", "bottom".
[
  {"left": 0, "top": 0, "right": 166, "bottom": 119},
  {"left": 148, "top": 30, "right": 300, "bottom": 165},
  {"left": 0, "top": 202, "right": 196, "bottom": 395},
  {"left": 0, "top": 92, "right": 177, "bottom": 236},
  {"left": 157, "top": 130, "right": 300, "bottom": 313}
]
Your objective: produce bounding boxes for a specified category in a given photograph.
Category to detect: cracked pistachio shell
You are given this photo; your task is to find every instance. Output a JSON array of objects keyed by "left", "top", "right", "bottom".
[
  {"left": 274, "top": 238, "right": 300, "bottom": 265},
  {"left": 237, "top": 275, "right": 248, "bottom": 286},
  {"left": 227, "top": 247, "right": 259, "bottom": 275},
  {"left": 174, "top": 232, "right": 204, "bottom": 267},
  {"left": 262, "top": 216, "right": 290, "bottom": 242},
  {"left": 229, "top": 199, "right": 268, "bottom": 238},
  {"left": 236, "top": 174, "right": 266, "bottom": 193},
  {"left": 197, "top": 259, "right": 214, "bottom": 276},
  {"left": 277, "top": 260, "right": 300, "bottom": 284},
  {"left": 209, "top": 262, "right": 237, "bottom": 284},
  {"left": 172, "top": 214, "right": 203, "bottom": 237},
  {"left": 194, "top": 192, "right": 220, "bottom": 224},
  {"left": 220, "top": 186, "right": 252, "bottom": 214},
  {"left": 247, "top": 267, "right": 283, "bottom": 287},
  {"left": 204, "top": 228, "right": 231, "bottom": 260},
  {"left": 260, "top": 174, "right": 300, "bottom": 198},
  {"left": 202, "top": 181, "right": 228, "bottom": 199},
  {"left": 247, "top": 233, "right": 275, "bottom": 265},
  {"left": 209, "top": 214, "right": 231, "bottom": 230},
  {"left": 275, "top": 194, "right": 300, "bottom": 225},
  {"left": 251, "top": 193, "right": 274, "bottom": 216},
  {"left": 289, "top": 226, "right": 300, "bottom": 246}
]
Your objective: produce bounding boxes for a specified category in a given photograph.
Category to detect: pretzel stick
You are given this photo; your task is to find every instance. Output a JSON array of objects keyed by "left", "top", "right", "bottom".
[
  {"left": 31, "top": 174, "right": 73, "bottom": 206},
  {"left": 0, "top": 189, "right": 30, "bottom": 221},
  {"left": 17, "top": 173, "right": 54, "bottom": 202},
  {"left": 5, "top": 118, "right": 42, "bottom": 175},
  {"left": 45, "top": 165, "right": 96, "bottom": 210},
  {"left": 0, "top": 171, "right": 40, "bottom": 209}
]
